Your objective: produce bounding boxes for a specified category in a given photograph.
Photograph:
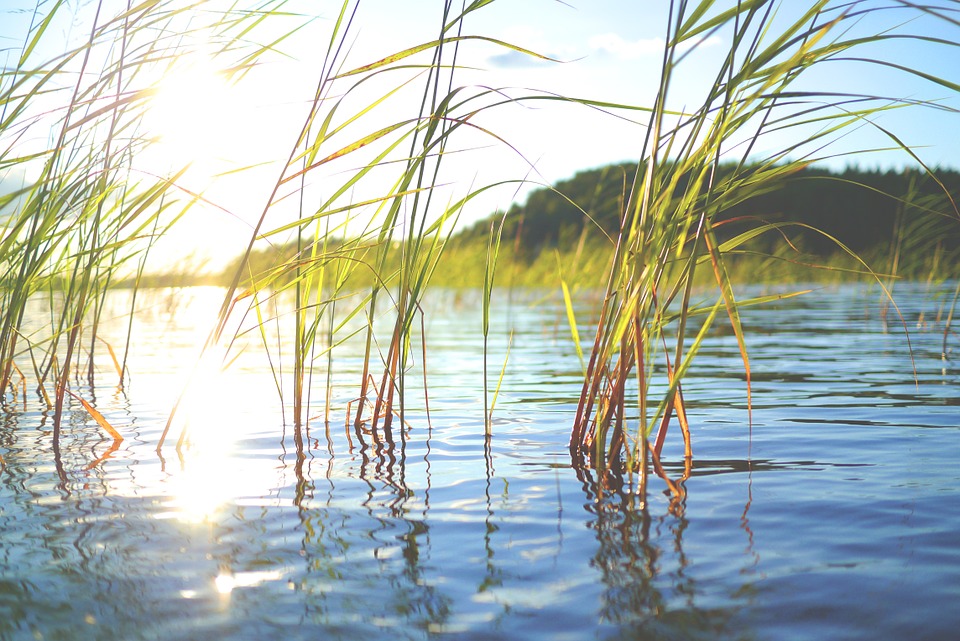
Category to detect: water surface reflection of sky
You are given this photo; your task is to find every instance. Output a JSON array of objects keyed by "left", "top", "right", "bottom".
[{"left": 1, "top": 283, "right": 959, "bottom": 640}]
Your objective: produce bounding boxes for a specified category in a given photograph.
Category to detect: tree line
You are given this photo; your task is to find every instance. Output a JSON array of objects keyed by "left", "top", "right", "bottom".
[{"left": 451, "top": 162, "right": 960, "bottom": 266}]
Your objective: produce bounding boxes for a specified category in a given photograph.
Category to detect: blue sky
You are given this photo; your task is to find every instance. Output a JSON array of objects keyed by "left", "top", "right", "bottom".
[{"left": 2, "top": 0, "right": 959, "bottom": 270}]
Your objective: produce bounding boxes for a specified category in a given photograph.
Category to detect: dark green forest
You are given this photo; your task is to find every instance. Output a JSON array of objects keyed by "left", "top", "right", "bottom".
[
  {"left": 442, "top": 162, "right": 960, "bottom": 285},
  {"left": 453, "top": 162, "right": 960, "bottom": 257}
]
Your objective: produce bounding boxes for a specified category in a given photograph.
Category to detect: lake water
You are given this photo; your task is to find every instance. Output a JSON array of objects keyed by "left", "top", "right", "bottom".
[{"left": 2, "top": 282, "right": 959, "bottom": 640}]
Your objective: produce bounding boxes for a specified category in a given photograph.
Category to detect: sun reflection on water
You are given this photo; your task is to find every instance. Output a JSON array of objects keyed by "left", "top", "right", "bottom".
[
  {"left": 160, "top": 360, "right": 278, "bottom": 523},
  {"left": 164, "top": 450, "right": 237, "bottom": 523},
  {"left": 98, "top": 287, "right": 288, "bottom": 525},
  {"left": 215, "top": 570, "right": 286, "bottom": 596}
]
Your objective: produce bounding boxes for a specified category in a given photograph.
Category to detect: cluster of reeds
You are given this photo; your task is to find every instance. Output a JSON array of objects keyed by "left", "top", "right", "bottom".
[
  {"left": 150, "top": 0, "right": 549, "bottom": 453},
  {"left": 568, "top": 0, "right": 960, "bottom": 502},
  {"left": 0, "top": 2, "right": 295, "bottom": 470}
]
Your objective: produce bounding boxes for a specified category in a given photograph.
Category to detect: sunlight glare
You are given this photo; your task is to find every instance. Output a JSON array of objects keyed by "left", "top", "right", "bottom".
[
  {"left": 137, "top": 289, "right": 286, "bottom": 525},
  {"left": 165, "top": 360, "right": 243, "bottom": 522},
  {"left": 167, "top": 449, "right": 235, "bottom": 523},
  {"left": 215, "top": 573, "right": 236, "bottom": 595},
  {"left": 215, "top": 570, "right": 284, "bottom": 596},
  {"left": 145, "top": 57, "right": 244, "bottom": 176},
  {"left": 162, "top": 347, "right": 275, "bottom": 522}
]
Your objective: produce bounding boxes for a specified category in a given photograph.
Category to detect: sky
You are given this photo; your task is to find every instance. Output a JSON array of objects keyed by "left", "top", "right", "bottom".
[{"left": 2, "top": 0, "right": 960, "bottom": 273}]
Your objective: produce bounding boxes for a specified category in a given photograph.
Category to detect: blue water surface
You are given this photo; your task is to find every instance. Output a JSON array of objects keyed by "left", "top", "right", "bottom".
[{"left": 1, "top": 282, "right": 959, "bottom": 641}]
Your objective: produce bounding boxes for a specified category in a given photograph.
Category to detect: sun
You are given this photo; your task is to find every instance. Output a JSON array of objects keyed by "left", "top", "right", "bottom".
[{"left": 144, "top": 57, "right": 243, "bottom": 174}]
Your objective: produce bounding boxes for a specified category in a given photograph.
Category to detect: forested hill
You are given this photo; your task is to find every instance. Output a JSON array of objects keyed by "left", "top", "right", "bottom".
[{"left": 449, "top": 162, "right": 960, "bottom": 261}]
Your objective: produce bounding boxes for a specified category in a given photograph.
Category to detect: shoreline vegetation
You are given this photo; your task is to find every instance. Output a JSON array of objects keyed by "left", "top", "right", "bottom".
[
  {"left": 2, "top": 1, "right": 959, "bottom": 496},
  {"left": 124, "top": 162, "right": 960, "bottom": 291}
]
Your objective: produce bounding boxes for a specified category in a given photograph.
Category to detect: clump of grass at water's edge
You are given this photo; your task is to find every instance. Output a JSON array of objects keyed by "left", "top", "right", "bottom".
[
  {"left": 161, "top": 0, "right": 558, "bottom": 458},
  {"left": 0, "top": 1, "right": 294, "bottom": 478},
  {"left": 559, "top": 0, "right": 960, "bottom": 510}
]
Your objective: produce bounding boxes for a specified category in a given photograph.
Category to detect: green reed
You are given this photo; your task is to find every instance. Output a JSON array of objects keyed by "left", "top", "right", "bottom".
[
  {"left": 148, "top": 0, "right": 552, "bottom": 450},
  {"left": 0, "top": 1, "right": 296, "bottom": 463},
  {"left": 567, "top": 0, "right": 960, "bottom": 501}
]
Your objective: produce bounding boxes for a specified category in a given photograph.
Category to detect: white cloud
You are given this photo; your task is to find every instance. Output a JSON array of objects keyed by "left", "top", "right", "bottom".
[
  {"left": 588, "top": 33, "right": 723, "bottom": 60},
  {"left": 488, "top": 49, "right": 554, "bottom": 69}
]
